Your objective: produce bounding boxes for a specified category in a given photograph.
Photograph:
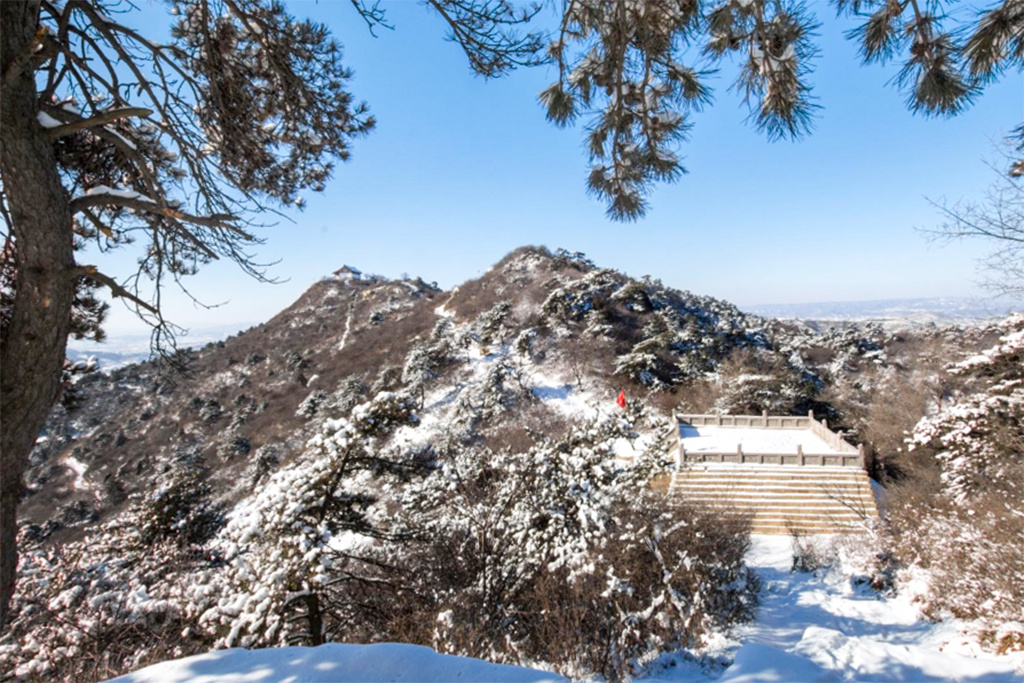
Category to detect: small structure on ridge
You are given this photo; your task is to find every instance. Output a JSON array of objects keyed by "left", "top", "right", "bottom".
[{"left": 333, "top": 265, "right": 362, "bottom": 282}]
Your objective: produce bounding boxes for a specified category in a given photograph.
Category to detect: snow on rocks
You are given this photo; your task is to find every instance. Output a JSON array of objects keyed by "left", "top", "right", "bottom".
[{"left": 63, "top": 454, "right": 92, "bottom": 491}]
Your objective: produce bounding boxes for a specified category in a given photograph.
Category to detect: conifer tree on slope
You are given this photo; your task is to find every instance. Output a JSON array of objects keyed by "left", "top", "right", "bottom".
[
  {"left": 2, "top": 0, "right": 1022, "bottom": 625},
  {"left": 0, "top": 0, "right": 540, "bottom": 626}
]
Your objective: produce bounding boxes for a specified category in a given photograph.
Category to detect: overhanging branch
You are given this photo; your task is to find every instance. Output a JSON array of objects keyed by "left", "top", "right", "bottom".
[
  {"left": 69, "top": 193, "right": 238, "bottom": 230},
  {"left": 71, "top": 265, "right": 158, "bottom": 314},
  {"left": 43, "top": 107, "right": 154, "bottom": 141}
]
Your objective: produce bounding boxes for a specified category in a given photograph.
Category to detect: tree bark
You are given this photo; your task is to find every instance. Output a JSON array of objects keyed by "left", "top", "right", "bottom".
[{"left": 1, "top": 0, "right": 76, "bottom": 626}]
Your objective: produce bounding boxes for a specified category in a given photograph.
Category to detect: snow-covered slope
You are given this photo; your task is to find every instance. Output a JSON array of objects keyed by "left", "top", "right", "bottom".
[
  {"left": 102, "top": 536, "right": 1024, "bottom": 683},
  {"left": 691, "top": 536, "right": 1024, "bottom": 682},
  {"left": 104, "top": 643, "right": 566, "bottom": 682}
]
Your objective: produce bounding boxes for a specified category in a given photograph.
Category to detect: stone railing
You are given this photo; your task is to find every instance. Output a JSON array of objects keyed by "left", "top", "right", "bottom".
[{"left": 672, "top": 410, "right": 864, "bottom": 469}]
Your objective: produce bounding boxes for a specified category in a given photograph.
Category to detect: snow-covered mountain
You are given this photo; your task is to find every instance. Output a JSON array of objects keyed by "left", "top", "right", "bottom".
[{"left": 8, "top": 247, "right": 1021, "bottom": 682}]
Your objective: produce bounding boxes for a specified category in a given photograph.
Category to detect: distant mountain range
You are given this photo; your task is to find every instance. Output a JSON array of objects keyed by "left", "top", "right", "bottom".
[
  {"left": 744, "top": 297, "right": 1020, "bottom": 324},
  {"left": 67, "top": 322, "right": 256, "bottom": 369},
  {"left": 70, "top": 297, "right": 1019, "bottom": 373}
]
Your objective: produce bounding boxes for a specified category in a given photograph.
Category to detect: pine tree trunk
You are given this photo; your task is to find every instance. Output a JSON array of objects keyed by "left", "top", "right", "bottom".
[
  {"left": 305, "top": 593, "right": 325, "bottom": 646},
  {"left": 0, "top": 0, "right": 76, "bottom": 626}
]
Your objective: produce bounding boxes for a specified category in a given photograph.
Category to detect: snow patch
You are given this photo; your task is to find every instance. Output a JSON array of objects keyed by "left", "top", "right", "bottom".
[
  {"left": 680, "top": 424, "right": 840, "bottom": 455},
  {"left": 37, "top": 111, "right": 63, "bottom": 128},
  {"left": 85, "top": 185, "right": 155, "bottom": 203},
  {"left": 64, "top": 455, "right": 91, "bottom": 491},
  {"left": 692, "top": 534, "right": 1024, "bottom": 683}
]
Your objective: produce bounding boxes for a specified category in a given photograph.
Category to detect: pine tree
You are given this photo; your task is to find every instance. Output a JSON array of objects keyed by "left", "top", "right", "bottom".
[{"left": 197, "top": 392, "right": 422, "bottom": 648}]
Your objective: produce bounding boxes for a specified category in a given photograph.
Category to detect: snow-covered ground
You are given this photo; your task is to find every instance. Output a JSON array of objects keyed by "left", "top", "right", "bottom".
[
  {"left": 104, "top": 643, "right": 566, "bottom": 682},
  {"left": 648, "top": 536, "right": 1024, "bottom": 682},
  {"left": 679, "top": 424, "right": 840, "bottom": 455},
  {"left": 103, "top": 535, "right": 1023, "bottom": 683}
]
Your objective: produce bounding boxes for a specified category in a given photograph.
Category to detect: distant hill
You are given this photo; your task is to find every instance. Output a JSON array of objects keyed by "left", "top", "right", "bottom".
[
  {"left": 66, "top": 322, "right": 257, "bottom": 370},
  {"left": 744, "top": 297, "right": 1020, "bottom": 325}
]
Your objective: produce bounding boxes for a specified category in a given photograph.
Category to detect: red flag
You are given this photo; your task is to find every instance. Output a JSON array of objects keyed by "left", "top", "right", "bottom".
[{"left": 616, "top": 390, "right": 626, "bottom": 409}]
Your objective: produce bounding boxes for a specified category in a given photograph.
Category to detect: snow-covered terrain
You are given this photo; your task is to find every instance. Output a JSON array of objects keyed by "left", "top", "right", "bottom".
[
  {"left": 102, "top": 536, "right": 1024, "bottom": 683},
  {"left": 15, "top": 252, "right": 1022, "bottom": 682},
  {"left": 679, "top": 424, "right": 840, "bottom": 455},
  {"left": 104, "top": 643, "right": 566, "bottom": 682},
  {"left": 656, "top": 536, "right": 1024, "bottom": 682}
]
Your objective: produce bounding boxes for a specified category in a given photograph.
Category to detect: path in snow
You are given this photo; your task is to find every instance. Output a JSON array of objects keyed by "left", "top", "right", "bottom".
[
  {"left": 650, "top": 535, "right": 1023, "bottom": 682},
  {"left": 337, "top": 299, "right": 355, "bottom": 351},
  {"left": 100, "top": 535, "right": 1023, "bottom": 682},
  {"left": 434, "top": 288, "right": 458, "bottom": 318}
]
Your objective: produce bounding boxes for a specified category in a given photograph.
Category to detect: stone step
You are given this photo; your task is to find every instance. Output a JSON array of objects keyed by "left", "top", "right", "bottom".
[
  {"left": 677, "top": 465, "right": 865, "bottom": 474},
  {"left": 750, "top": 523, "right": 871, "bottom": 535},
  {"left": 675, "top": 469, "right": 867, "bottom": 476},
  {"left": 674, "top": 473, "right": 869, "bottom": 483},
  {"left": 677, "top": 500, "right": 871, "bottom": 512},
  {"left": 672, "top": 484, "right": 871, "bottom": 494},
  {"left": 673, "top": 489, "right": 878, "bottom": 505},
  {"left": 674, "top": 494, "right": 876, "bottom": 506},
  {"left": 670, "top": 483, "right": 876, "bottom": 495},
  {"left": 667, "top": 465, "right": 879, "bottom": 534}
]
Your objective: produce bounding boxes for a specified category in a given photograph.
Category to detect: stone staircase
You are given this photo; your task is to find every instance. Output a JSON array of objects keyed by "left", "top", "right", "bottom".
[{"left": 669, "top": 465, "right": 879, "bottom": 534}]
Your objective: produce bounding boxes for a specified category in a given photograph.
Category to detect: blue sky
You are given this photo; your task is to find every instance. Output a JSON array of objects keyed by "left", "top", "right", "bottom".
[{"left": 101, "top": 1, "right": 1022, "bottom": 334}]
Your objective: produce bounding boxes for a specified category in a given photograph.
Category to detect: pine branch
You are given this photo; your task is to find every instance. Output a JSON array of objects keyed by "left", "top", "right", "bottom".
[
  {"left": 70, "top": 265, "right": 157, "bottom": 314},
  {"left": 42, "top": 107, "right": 154, "bottom": 141}
]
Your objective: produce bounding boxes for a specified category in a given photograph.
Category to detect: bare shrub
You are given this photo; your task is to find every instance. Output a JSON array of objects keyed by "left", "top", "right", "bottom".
[{"left": 789, "top": 531, "right": 833, "bottom": 573}]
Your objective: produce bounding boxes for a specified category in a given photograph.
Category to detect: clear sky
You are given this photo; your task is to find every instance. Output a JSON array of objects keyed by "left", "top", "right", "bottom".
[{"left": 99, "top": 0, "right": 1022, "bottom": 335}]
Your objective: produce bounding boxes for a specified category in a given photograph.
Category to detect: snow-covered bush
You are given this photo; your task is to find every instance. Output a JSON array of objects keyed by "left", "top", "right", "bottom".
[
  {"left": 514, "top": 327, "right": 539, "bottom": 358},
  {"left": 139, "top": 454, "right": 224, "bottom": 546},
  {"left": 195, "top": 394, "right": 422, "bottom": 648},
  {"left": 382, "top": 417, "right": 758, "bottom": 681},
  {"left": 350, "top": 391, "right": 419, "bottom": 437},
  {"left": 402, "top": 319, "right": 459, "bottom": 405},
  {"left": 615, "top": 346, "right": 669, "bottom": 388},
  {"left": 455, "top": 357, "right": 530, "bottom": 422},
  {"left": 247, "top": 442, "right": 282, "bottom": 485},
  {"left": 887, "top": 315, "right": 1024, "bottom": 649},
  {"left": 475, "top": 300, "right": 512, "bottom": 347},
  {"left": 1, "top": 512, "right": 216, "bottom": 681},
  {"left": 295, "top": 389, "right": 331, "bottom": 418},
  {"left": 711, "top": 347, "right": 819, "bottom": 416}
]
